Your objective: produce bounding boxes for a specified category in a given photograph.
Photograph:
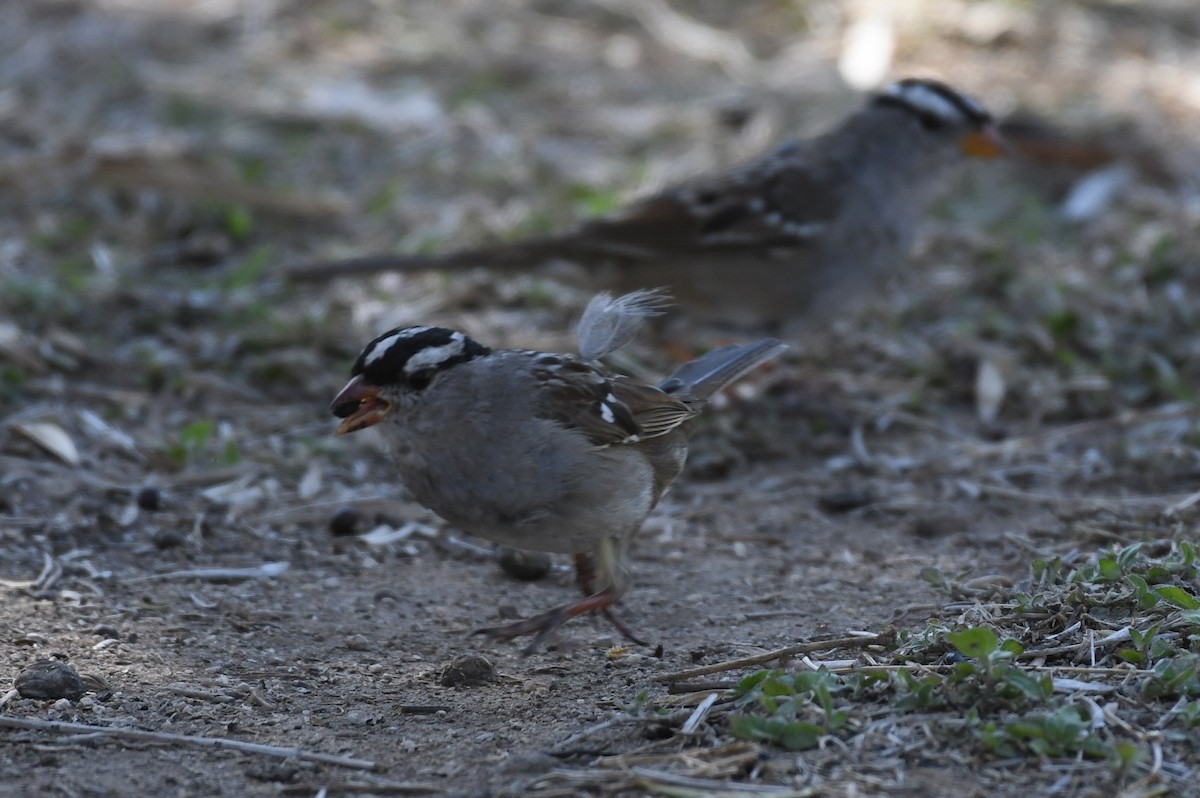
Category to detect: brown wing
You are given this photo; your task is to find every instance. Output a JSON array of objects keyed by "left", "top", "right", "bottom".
[
  {"left": 530, "top": 355, "right": 697, "bottom": 447},
  {"left": 569, "top": 137, "right": 849, "bottom": 258},
  {"left": 608, "top": 377, "right": 698, "bottom": 440},
  {"left": 530, "top": 355, "right": 642, "bottom": 446}
]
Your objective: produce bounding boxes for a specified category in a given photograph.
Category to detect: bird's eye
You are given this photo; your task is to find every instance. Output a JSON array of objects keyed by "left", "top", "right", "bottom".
[
  {"left": 916, "top": 112, "right": 944, "bottom": 132},
  {"left": 407, "top": 369, "right": 435, "bottom": 390}
]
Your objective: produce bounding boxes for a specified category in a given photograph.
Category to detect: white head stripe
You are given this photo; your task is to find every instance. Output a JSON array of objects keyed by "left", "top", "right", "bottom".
[
  {"left": 886, "top": 82, "right": 969, "bottom": 122},
  {"left": 363, "top": 327, "right": 432, "bottom": 366},
  {"left": 403, "top": 332, "right": 466, "bottom": 373}
]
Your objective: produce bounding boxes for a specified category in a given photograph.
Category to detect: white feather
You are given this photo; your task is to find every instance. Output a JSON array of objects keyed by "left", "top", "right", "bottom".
[
  {"left": 363, "top": 326, "right": 432, "bottom": 366},
  {"left": 576, "top": 289, "right": 671, "bottom": 362},
  {"left": 403, "top": 331, "right": 466, "bottom": 373}
]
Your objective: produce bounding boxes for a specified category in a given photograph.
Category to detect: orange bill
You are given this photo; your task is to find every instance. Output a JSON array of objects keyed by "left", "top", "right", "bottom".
[
  {"left": 959, "top": 124, "right": 1008, "bottom": 158},
  {"left": 331, "top": 375, "right": 391, "bottom": 434}
]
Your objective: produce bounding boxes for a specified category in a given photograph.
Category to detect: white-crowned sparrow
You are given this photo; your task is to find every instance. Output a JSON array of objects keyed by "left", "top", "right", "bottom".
[
  {"left": 295, "top": 78, "right": 1004, "bottom": 326},
  {"left": 331, "top": 290, "right": 785, "bottom": 652}
]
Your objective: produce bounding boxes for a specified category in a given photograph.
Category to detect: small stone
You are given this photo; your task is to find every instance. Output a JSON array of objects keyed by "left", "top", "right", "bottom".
[
  {"left": 500, "top": 751, "right": 557, "bottom": 776},
  {"left": 136, "top": 486, "right": 162, "bottom": 511},
  {"left": 329, "top": 507, "right": 361, "bottom": 537},
  {"left": 152, "top": 528, "right": 186, "bottom": 549},
  {"left": 92, "top": 624, "right": 120, "bottom": 640},
  {"left": 910, "top": 514, "right": 961, "bottom": 539},
  {"left": 817, "top": 489, "right": 873, "bottom": 514},
  {"left": 15, "top": 660, "right": 86, "bottom": 701},
  {"left": 497, "top": 547, "right": 552, "bottom": 581},
  {"left": 345, "top": 634, "right": 370, "bottom": 651},
  {"left": 373, "top": 589, "right": 401, "bottom": 605},
  {"left": 439, "top": 654, "right": 494, "bottom": 687}
]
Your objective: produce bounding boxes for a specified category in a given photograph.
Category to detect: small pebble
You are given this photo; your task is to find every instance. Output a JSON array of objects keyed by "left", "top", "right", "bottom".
[
  {"left": 15, "top": 660, "right": 86, "bottom": 701},
  {"left": 373, "top": 589, "right": 401, "bottom": 605},
  {"left": 817, "top": 489, "right": 873, "bottom": 514},
  {"left": 439, "top": 654, "right": 494, "bottom": 687},
  {"left": 329, "top": 507, "right": 361, "bottom": 537},
  {"left": 152, "top": 528, "right": 186, "bottom": 549},
  {"left": 136, "top": 486, "right": 162, "bottom": 511},
  {"left": 92, "top": 624, "right": 120, "bottom": 640},
  {"left": 345, "top": 634, "right": 370, "bottom": 651},
  {"left": 497, "top": 548, "right": 552, "bottom": 581},
  {"left": 910, "top": 514, "right": 961, "bottom": 539}
]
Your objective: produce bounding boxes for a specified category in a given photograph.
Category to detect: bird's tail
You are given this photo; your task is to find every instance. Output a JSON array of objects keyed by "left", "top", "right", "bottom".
[{"left": 658, "top": 339, "right": 786, "bottom": 400}]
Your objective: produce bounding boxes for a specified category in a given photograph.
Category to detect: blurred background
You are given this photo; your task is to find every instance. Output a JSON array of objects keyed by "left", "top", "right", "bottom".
[{"left": 3, "top": 0, "right": 1200, "bottom": 408}]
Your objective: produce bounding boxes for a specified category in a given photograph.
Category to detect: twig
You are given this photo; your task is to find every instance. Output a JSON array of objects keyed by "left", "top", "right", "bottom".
[
  {"left": 680, "top": 693, "right": 720, "bottom": 735},
  {"left": 666, "top": 680, "right": 738, "bottom": 695},
  {"left": 977, "top": 483, "right": 1191, "bottom": 509},
  {"left": 657, "top": 633, "right": 891, "bottom": 683},
  {"left": 627, "top": 765, "right": 816, "bottom": 796},
  {"left": 123, "top": 562, "right": 289, "bottom": 583},
  {"left": 821, "top": 662, "right": 1152, "bottom": 678},
  {"left": 281, "top": 778, "right": 445, "bottom": 795},
  {"left": 0, "top": 715, "right": 377, "bottom": 771},
  {"left": 0, "top": 552, "right": 59, "bottom": 590}
]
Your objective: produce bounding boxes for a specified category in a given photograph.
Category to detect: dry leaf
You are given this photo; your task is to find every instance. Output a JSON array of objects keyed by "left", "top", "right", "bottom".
[{"left": 10, "top": 421, "right": 81, "bottom": 466}]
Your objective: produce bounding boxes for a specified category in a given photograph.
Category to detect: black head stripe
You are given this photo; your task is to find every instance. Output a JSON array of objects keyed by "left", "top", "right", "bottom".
[
  {"left": 351, "top": 325, "right": 490, "bottom": 387},
  {"left": 874, "top": 78, "right": 992, "bottom": 128}
]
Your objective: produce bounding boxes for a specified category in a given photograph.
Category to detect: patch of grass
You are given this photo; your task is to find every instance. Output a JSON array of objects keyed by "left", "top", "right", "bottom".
[
  {"left": 222, "top": 203, "right": 255, "bottom": 242},
  {"left": 0, "top": 277, "right": 83, "bottom": 323},
  {"left": 566, "top": 183, "right": 624, "bottom": 218},
  {"left": 730, "top": 670, "right": 856, "bottom": 751},
  {"left": 220, "top": 245, "right": 275, "bottom": 292},
  {"left": 971, "top": 704, "right": 1110, "bottom": 759},
  {"left": 0, "top": 365, "right": 29, "bottom": 404},
  {"left": 29, "top": 213, "right": 98, "bottom": 254},
  {"left": 367, "top": 181, "right": 403, "bottom": 217},
  {"left": 721, "top": 541, "right": 1200, "bottom": 781},
  {"left": 165, "top": 418, "right": 241, "bottom": 467}
]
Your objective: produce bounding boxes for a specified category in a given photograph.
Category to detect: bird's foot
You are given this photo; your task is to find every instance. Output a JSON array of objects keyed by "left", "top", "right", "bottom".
[{"left": 473, "top": 587, "right": 646, "bottom": 655}]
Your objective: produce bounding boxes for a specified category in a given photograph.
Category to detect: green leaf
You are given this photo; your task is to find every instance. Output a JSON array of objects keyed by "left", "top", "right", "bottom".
[
  {"left": 1003, "top": 669, "right": 1051, "bottom": 703},
  {"left": 1097, "top": 558, "right": 1121, "bottom": 580},
  {"left": 1116, "top": 543, "right": 1142, "bottom": 569},
  {"left": 179, "top": 419, "right": 214, "bottom": 450},
  {"left": 223, "top": 204, "right": 254, "bottom": 240},
  {"left": 1155, "top": 585, "right": 1200, "bottom": 610},
  {"left": 221, "top": 439, "right": 242, "bottom": 465},
  {"left": 734, "top": 670, "right": 772, "bottom": 696},
  {"left": 774, "top": 721, "right": 825, "bottom": 751},
  {"left": 1118, "top": 648, "right": 1144, "bottom": 665},
  {"left": 1000, "top": 639, "right": 1025, "bottom": 657},
  {"left": 729, "top": 716, "right": 824, "bottom": 751},
  {"left": 947, "top": 627, "right": 999, "bottom": 660},
  {"left": 920, "top": 567, "right": 947, "bottom": 588}
]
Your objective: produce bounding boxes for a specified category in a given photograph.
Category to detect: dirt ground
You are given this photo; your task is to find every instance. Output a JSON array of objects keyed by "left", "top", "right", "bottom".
[{"left": 3, "top": 1, "right": 1200, "bottom": 796}]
